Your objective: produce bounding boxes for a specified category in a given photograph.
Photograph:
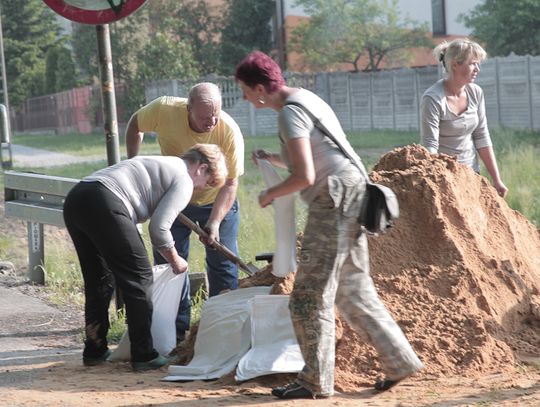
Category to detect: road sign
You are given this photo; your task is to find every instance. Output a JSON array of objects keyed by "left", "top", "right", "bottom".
[{"left": 42, "top": 0, "right": 147, "bottom": 25}]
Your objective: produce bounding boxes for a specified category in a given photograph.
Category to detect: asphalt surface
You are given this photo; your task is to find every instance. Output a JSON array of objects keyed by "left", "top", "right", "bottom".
[
  {"left": 10, "top": 144, "right": 104, "bottom": 168},
  {"left": 1, "top": 145, "right": 87, "bottom": 380}
]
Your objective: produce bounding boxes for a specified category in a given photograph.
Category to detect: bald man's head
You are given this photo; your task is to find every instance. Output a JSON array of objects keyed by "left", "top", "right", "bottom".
[{"left": 187, "top": 83, "right": 222, "bottom": 133}]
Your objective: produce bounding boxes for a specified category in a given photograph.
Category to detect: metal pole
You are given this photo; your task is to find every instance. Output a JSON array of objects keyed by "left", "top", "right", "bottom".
[
  {"left": 0, "top": 9, "right": 9, "bottom": 114},
  {"left": 0, "top": 9, "right": 12, "bottom": 169},
  {"left": 96, "top": 24, "right": 120, "bottom": 166},
  {"left": 0, "top": 104, "right": 12, "bottom": 169},
  {"left": 28, "top": 222, "right": 45, "bottom": 284},
  {"left": 96, "top": 24, "right": 124, "bottom": 309},
  {"left": 275, "top": 0, "right": 286, "bottom": 70}
]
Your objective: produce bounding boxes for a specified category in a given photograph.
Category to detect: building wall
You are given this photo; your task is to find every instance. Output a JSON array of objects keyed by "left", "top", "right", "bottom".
[
  {"left": 280, "top": 0, "right": 485, "bottom": 71},
  {"left": 282, "top": 0, "right": 483, "bottom": 35},
  {"left": 396, "top": 0, "right": 483, "bottom": 35}
]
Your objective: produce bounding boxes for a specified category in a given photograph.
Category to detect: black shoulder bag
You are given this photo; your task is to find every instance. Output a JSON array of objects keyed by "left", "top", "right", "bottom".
[{"left": 285, "top": 101, "right": 399, "bottom": 234}]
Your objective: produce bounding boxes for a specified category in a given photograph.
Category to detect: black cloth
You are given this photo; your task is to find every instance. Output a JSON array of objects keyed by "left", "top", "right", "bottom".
[{"left": 63, "top": 181, "right": 159, "bottom": 362}]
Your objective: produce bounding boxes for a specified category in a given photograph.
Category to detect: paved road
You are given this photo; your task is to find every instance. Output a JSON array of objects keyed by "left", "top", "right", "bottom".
[
  {"left": 0, "top": 282, "right": 81, "bottom": 378},
  {"left": 9, "top": 144, "right": 104, "bottom": 168}
]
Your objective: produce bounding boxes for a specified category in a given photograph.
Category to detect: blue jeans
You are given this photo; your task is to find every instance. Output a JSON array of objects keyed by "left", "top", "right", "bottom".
[{"left": 154, "top": 201, "right": 240, "bottom": 338}]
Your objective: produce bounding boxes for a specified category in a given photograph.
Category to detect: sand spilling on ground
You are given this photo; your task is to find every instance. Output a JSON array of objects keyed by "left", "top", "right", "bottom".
[{"left": 190, "top": 144, "right": 540, "bottom": 392}]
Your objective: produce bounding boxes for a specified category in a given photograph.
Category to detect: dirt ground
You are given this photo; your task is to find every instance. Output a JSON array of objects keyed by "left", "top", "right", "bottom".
[{"left": 1, "top": 145, "right": 539, "bottom": 406}]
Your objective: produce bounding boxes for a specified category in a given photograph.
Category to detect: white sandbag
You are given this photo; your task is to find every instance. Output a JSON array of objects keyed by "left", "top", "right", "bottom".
[
  {"left": 235, "top": 295, "right": 304, "bottom": 381},
  {"left": 108, "top": 264, "right": 185, "bottom": 361},
  {"left": 162, "top": 286, "right": 271, "bottom": 381},
  {"left": 257, "top": 159, "right": 297, "bottom": 277}
]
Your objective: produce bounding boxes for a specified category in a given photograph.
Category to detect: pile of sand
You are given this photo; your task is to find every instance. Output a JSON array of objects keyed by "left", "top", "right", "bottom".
[
  {"left": 331, "top": 144, "right": 540, "bottom": 391},
  {"left": 187, "top": 144, "right": 540, "bottom": 392}
]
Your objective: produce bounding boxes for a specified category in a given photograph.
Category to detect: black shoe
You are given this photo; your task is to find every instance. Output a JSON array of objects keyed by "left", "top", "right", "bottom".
[
  {"left": 271, "top": 382, "right": 315, "bottom": 399},
  {"left": 374, "top": 367, "right": 421, "bottom": 391},
  {"left": 374, "top": 378, "right": 401, "bottom": 391},
  {"left": 132, "top": 355, "right": 169, "bottom": 371},
  {"left": 83, "top": 349, "right": 112, "bottom": 366}
]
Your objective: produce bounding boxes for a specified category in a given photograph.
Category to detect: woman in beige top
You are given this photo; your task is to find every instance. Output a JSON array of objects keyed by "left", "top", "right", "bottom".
[{"left": 421, "top": 39, "right": 508, "bottom": 198}]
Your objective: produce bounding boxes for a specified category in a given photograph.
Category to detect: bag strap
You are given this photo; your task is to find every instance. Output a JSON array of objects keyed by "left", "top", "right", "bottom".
[{"left": 284, "top": 101, "right": 372, "bottom": 184}]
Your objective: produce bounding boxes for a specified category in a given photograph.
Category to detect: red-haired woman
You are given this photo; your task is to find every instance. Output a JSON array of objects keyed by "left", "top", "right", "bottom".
[{"left": 235, "top": 51, "right": 423, "bottom": 400}]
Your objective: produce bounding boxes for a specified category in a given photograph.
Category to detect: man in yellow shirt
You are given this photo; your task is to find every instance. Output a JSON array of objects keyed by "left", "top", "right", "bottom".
[{"left": 125, "top": 82, "right": 244, "bottom": 342}]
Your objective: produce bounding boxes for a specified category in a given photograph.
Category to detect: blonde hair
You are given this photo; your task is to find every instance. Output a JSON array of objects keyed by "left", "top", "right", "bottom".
[
  {"left": 434, "top": 39, "right": 487, "bottom": 74},
  {"left": 181, "top": 143, "right": 228, "bottom": 188}
]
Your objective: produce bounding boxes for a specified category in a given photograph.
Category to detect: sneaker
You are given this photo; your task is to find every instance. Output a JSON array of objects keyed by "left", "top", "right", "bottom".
[
  {"left": 83, "top": 349, "right": 112, "bottom": 366},
  {"left": 131, "top": 355, "right": 169, "bottom": 372},
  {"left": 374, "top": 365, "right": 423, "bottom": 391},
  {"left": 271, "top": 382, "right": 315, "bottom": 399}
]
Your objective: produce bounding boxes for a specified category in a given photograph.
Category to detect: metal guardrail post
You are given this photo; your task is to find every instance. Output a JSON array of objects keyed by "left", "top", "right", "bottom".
[{"left": 28, "top": 222, "right": 45, "bottom": 284}]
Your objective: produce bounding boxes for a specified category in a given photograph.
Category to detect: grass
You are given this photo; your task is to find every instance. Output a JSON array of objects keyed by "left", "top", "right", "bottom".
[
  {"left": 11, "top": 132, "right": 161, "bottom": 157},
  {"left": 3, "top": 127, "right": 540, "bottom": 339}
]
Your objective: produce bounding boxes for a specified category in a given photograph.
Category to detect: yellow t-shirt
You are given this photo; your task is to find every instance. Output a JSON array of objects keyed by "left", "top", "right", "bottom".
[{"left": 136, "top": 96, "right": 244, "bottom": 206}]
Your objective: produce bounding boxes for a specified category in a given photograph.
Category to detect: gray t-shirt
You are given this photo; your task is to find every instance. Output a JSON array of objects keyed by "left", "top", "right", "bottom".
[
  {"left": 279, "top": 89, "right": 353, "bottom": 203},
  {"left": 83, "top": 156, "right": 193, "bottom": 251},
  {"left": 420, "top": 79, "right": 492, "bottom": 172}
]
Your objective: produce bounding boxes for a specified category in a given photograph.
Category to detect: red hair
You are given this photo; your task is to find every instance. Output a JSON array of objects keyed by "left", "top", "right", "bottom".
[{"left": 234, "top": 51, "right": 285, "bottom": 94}]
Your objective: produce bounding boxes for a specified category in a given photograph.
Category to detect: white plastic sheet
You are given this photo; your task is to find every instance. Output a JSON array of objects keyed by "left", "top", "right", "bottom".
[
  {"left": 162, "top": 286, "right": 272, "bottom": 381},
  {"left": 109, "top": 264, "right": 185, "bottom": 361},
  {"left": 235, "top": 295, "right": 304, "bottom": 381},
  {"left": 257, "top": 158, "right": 297, "bottom": 277}
]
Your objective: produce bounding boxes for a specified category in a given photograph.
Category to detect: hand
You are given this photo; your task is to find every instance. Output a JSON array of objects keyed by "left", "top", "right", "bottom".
[
  {"left": 171, "top": 256, "right": 188, "bottom": 275},
  {"left": 252, "top": 149, "right": 271, "bottom": 165},
  {"left": 494, "top": 180, "right": 508, "bottom": 198},
  {"left": 201, "top": 220, "right": 220, "bottom": 246},
  {"left": 258, "top": 189, "right": 274, "bottom": 208}
]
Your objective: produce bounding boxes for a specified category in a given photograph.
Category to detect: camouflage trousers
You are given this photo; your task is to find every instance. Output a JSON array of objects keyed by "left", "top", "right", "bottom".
[{"left": 290, "top": 165, "right": 423, "bottom": 397}]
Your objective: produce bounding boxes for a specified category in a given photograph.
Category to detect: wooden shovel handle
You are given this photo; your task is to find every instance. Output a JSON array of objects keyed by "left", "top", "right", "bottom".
[{"left": 176, "top": 213, "right": 258, "bottom": 275}]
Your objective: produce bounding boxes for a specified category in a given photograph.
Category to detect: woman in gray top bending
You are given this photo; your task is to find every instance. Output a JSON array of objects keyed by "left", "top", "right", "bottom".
[
  {"left": 235, "top": 51, "right": 423, "bottom": 400},
  {"left": 63, "top": 144, "right": 227, "bottom": 371},
  {"left": 420, "top": 39, "right": 508, "bottom": 198}
]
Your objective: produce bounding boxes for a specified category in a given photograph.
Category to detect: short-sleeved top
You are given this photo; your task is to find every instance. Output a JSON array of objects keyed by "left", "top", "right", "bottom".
[
  {"left": 279, "top": 89, "right": 356, "bottom": 204},
  {"left": 83, "top": 156, "right": 192, "bottom": 251},
  {"left": 420, "top": 79, "right": 492, "bottom": 172},
  {"left": 136, "top": 96, "right": 244, "bottom": 206}
]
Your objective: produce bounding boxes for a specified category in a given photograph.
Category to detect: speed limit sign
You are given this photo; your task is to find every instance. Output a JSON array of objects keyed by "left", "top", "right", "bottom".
[{"left": 42, "top": 0, "right": 147, "bottom": 24}]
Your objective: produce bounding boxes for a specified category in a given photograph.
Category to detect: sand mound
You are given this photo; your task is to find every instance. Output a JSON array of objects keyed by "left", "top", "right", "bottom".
[
  {"left": 185, "top": 144, "right": 540, "bottom": 392},
  {"left": 335, "top": 144, "right": 540, "bottom": 391}
]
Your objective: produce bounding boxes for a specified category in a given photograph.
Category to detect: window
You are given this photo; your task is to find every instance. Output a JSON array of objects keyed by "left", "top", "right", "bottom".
[{"left": 431, "top": 0, "right": 446, "bottom": 36}]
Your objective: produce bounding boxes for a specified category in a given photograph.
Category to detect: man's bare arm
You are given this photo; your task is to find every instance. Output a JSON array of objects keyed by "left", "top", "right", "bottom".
[{"left": 125, "top": 114, "right": 144, "bottom": 158}]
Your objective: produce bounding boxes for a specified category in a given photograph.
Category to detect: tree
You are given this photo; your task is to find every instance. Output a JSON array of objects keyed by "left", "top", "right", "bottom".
[
  {"left": 219, "top": 0, "right": 274, "bottom": 75},
  {"left": 460, "top": 0, "right": 540, "bottom": 57},
  {"left": 71, "top": 12, "right": 150, "bottom": 86},
  {"left": 71, "top": 23, "right": 99, "bottom": 83},
  {"left": 71, "top": 11, "right": 152, "bottom": 121},
  {"left": 124, "top": 32, "right": 200, "bottom": 115},
  {"left": 0, "top": 0, "right": 61, "bottom": 107},
  {"left": 163, "top": 0, "right": 224, "bottom": 76},
  {"left": 44, "top": 43, "right": 78, "bottom": 94},
  {"left": 290, "top": 0, "right": 432, "bottom": 72}
]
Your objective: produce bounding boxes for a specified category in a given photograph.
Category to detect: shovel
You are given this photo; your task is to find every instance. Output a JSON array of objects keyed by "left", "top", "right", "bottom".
[{"left": 177, "top": 213, "right": 261, "bottom": 276}]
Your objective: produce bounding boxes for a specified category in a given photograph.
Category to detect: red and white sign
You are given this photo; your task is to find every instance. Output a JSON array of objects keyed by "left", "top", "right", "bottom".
[{"left": 42, "top": 0, "right": 147, "bottom": 25}]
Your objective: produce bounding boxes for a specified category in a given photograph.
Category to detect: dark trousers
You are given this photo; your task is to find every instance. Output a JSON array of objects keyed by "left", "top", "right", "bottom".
[
  {"left": 63, "top": 182, "right": 158, "bottom": 362},
  {"left": 154, "top": 201, "right": 240, "bottom": 338}
]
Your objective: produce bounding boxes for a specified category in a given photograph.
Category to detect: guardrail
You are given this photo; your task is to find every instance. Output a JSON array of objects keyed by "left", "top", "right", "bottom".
[
  {"left": 3, "top": 171, "right": 210, "bottom": 297},
  {"left": 4, "top": 171, "right": 78, "bottom": 283}
]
